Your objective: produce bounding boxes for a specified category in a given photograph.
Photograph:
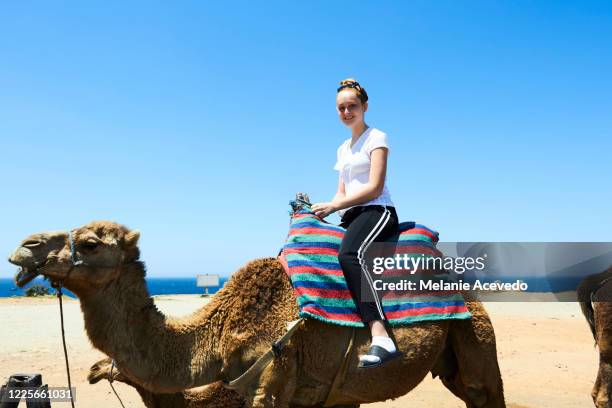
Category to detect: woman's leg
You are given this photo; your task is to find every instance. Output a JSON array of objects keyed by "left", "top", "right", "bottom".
[
  {"left": 338, "top": 206, "right": 399, "bottom": 366},
  {"left": 339, "top": 207, "right": 398, "bottom": 320},
  {"left": 369, "top": 320, "right": 388, "bottom": 337},
  {"left": 338, "top": 206, "right": 397, "bottom": 324}
]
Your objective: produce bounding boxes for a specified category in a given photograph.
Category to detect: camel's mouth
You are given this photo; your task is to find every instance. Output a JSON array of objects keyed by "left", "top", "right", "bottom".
[{"left": 14, "top": 267, "right": 40, "bottom": 288}]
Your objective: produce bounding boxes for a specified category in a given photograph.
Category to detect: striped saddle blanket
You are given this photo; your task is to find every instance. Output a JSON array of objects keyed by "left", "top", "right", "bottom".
[{"left": 279, "top": 208, "right": 471, "bottom": 327}]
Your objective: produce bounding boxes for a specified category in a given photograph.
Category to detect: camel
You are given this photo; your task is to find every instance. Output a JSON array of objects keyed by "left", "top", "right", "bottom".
[
  {"left": 578, "top": 266, "right": 612, "bottom": 408},
  {"left": 88, "top": 357, "right": 245, "bottom": 407},
  {"left": 9, "top": 221, "right": 505, "bottom": 407}
]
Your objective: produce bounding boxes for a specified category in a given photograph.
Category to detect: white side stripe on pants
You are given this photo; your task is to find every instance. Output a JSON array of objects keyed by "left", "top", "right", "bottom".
[{"left": 356, "top": 208, "right": 391, "bottom": 320}]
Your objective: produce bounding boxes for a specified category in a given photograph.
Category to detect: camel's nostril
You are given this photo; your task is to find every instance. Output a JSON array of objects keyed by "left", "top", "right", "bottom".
[{"left": 22, "top": 241, "right": 41, "bottom": 249}]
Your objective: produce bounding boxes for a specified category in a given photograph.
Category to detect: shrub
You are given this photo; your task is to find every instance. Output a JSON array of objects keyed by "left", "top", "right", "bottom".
[{"left": 24, "top": 284, "right": 50, "bottom": 297}]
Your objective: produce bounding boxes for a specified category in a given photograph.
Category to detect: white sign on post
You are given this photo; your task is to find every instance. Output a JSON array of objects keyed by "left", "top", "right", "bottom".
[{"left": 196, "top": 274, "right": 220, "bottom": 295}]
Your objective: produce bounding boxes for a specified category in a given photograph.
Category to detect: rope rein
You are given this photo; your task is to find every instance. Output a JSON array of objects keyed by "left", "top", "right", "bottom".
[
  {"left": 52, "top": 230, "right": 127, "bottom": 408},
  {"left": 108, "top": 360, "right": 127, "bottom": 408},
  {"left": 55, "top": 284, "right": 75, "bottom": 408}
]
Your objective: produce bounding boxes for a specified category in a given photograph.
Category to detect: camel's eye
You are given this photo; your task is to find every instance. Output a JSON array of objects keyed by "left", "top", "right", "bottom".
[
  {"left": 23, "top": 240, "right": 41, "bottom": 248},
  {"left": 81, "top": 239, "right": 100, "bottom": 251}
]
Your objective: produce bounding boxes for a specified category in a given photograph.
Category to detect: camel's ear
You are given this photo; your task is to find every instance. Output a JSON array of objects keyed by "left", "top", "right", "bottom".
[{"left": 125, "top": 230, "right": 140, "bottom": 248}]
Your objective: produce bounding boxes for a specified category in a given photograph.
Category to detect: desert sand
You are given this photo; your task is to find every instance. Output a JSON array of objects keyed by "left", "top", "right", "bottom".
[{"left": 0, "top": 295, "right": 597, "bottom": 407}]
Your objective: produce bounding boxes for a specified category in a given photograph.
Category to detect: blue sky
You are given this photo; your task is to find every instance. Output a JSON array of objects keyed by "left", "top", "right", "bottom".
[{"left": 1, "top": 1, "right": 610, "bottom": 277}]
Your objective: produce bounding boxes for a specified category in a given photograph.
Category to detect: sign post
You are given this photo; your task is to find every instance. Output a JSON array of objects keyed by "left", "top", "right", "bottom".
[{"left": 196, "top": 274, "right": 220, "bottom": 296}]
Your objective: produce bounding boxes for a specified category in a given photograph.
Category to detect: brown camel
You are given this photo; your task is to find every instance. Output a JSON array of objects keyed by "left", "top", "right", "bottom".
[
  {"left": 88, "top": 357, "right": 245, "bottom": 408},
  {"left": 578, "top": 266, "right": 612, "bottom": 408},
  {"left": 9, "top": 221, "right": 505, "bottom": 407}
]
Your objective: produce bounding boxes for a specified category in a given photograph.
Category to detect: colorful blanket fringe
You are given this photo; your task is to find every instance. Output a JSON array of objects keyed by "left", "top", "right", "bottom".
[{"left": 279, "top": 209, "right": 471, "bottom": 327}]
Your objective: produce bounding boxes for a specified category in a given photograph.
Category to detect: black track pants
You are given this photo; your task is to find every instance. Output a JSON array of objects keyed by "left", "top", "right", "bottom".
[{"left": 338, "top": 205, "right": 399, "bottom": 324}]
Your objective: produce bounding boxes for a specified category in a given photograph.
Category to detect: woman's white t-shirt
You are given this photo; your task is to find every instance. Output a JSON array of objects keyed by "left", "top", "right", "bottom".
[{"left": 333, "top": 127, "right": 394, "bottom": 215}]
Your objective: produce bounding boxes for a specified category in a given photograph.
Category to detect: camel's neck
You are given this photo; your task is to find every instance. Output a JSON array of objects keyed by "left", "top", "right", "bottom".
[{"left": 79, "top": 263, "right": 223, "bottom": 392}]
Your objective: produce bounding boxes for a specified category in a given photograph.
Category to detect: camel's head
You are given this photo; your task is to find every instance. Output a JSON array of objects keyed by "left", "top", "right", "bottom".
[{"left": 8, "top": 221, "right": 141, "bottom": 293}]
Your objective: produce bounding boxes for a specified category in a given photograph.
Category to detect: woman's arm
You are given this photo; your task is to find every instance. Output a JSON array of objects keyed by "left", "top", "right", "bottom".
[
  {"left": 332, "top": 174, "right": 346, "bottom": 203},
  {"left": 312, "top": 147, "right": 388, "bottom": 218}
]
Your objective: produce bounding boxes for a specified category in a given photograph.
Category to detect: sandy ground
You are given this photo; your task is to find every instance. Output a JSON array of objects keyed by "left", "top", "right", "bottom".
[{"left": 0, "top": 295, "right": 597, "bottom": 408}]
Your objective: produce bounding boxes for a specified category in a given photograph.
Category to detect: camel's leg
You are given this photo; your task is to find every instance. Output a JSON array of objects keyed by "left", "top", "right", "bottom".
[
  {"left": 592, "top": 360, "right": 612, "bottom": 408},
  {"left": 593, "top": 370, "right": 603, "bottom": 407},
  {"left": 442, "top": 301, "right": 505, "bottom": 408},
  {"left": 593, "top": 302, "right": 612, "bottom": 408}
]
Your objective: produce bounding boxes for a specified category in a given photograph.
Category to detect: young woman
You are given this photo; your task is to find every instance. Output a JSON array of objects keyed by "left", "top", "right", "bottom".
[{"left": 312, "top": 79, "right": 401, "bottom": 368}]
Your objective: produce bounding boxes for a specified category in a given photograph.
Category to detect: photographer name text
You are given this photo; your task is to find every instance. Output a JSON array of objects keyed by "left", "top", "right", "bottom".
[{"left": 373, "top": 279, "right": 528, "bottom": 292}]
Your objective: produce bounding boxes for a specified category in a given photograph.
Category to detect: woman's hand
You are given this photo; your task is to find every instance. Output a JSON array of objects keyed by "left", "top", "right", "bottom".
[{"left": 312, "top": 202, "right": 338, "bottom": 218}]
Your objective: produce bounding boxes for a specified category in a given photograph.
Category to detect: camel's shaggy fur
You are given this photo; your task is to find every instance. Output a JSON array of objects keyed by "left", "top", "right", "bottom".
[
  {"left": 578, "top": 266, "right": 612, "bottom": 407},
  {"left": 10, "top": 221, "right": 505, "bottom": 407}
]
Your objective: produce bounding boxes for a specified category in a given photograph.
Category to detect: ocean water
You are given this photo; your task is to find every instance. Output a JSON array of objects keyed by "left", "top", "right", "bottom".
[{"left": 0, "top": 277, "right": 228, "bottom": 298}]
